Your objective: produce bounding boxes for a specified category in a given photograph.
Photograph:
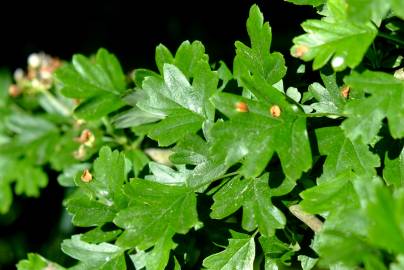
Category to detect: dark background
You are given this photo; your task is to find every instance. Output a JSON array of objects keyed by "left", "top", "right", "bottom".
[{"left": 0, "top": 0, "right": 317, "bottom": 269}]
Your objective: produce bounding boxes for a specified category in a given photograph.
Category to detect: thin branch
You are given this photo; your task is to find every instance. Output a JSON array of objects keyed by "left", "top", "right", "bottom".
[{"left": 289, "top": 205, "right": 323, "bottom": 233}]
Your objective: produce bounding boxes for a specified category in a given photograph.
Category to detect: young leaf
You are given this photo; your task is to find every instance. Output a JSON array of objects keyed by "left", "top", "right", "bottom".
[
  {"left": 114, "top": 179, "right": 198, "bottom": 249},
  {"left": 342, "top": 71, "right": 404, "bottom": 144},
  {"left": 202, "top": 232, "right": 255, "bottom": 270},
  {"left": 307, "top": 72, "right": 346, "bottom": 115},
  {"left": 234, "top": 5, "right": 286, "bottom": 88},
  {"left": 64, "top": 146, "right": 127, "bottom": 226}
]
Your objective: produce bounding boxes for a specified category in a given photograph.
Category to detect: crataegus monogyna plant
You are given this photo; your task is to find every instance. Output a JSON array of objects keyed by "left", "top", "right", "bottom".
[{"left": 6, "top": 0, "right": 404, "bottom": 269}]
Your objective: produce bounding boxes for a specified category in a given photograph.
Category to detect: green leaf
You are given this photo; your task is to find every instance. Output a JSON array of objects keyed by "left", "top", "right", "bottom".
[
  {"left": 298, "top": 255, "right": 318, "bottom": 270},
  {"left": 0, "top": 176, "right": 12, "bottom": 214},
  {"left": 315, "top": 126, "right": 380, "bottom": 178},
  {"left": 74, "top": 94, "right": 125, "bottom": 121},
  {"left": 0, "top": 69, "right": 11, "bottom": 107},
  {"left": 234, "top": 5, "right": 286, "bottom": 87},
  {"left": 146, "top": 162, "right": 190, "bottom": 185},
  {"left": 17, "top": 253, "right": 65, "bottom": 270},
  {"left": 55, "top": 48, "right": 126, "bottom": 120},
  {"left": 202, "top": 232, "right": 255, "bottom": 270},
  {"left": 125, "top": 149, "right": 149, "bottom": 177},
  {"left": 345, "top": 0, "right": 390, "bottom": 24},
  {"left": 144, "top": 228, "right": 176, "bottom": 270},
  {"left": 64, "top": 190, "right": 118, "bottom": 227},
  {"left": 170, "top": 134, "right": 229, "bottom": 189},
  {"left": 307, "top": 72, "right": 346, "bottom": 114},
  {"left": 383, "top": 144, "right": 404, "bottom": 187},
  {"left": 391, "top": 0, "right": 404, "bottom": 19},
  {"left": 114, "top": 179, "right": 198, "bottom": 249},
  {"left": 211, "top": 93, "right": 311, "bottom": 180},
  {"left": 82, "top": 146, "right": 127, "bottom": 207},
  {"left": 64, "top": 147, "right": 127, "bottom": 226},
  {"left": 81, "top": 225, "right": 122, "bottom": 244},
  {"left": 61, "top": 234, "right": 126, "bottom": 269},
  {"left": 96, "top": 48, "right": 126, "bottom": 91},
  {"left": 211, "top": 174, "right": 290, "bottom": 236},
  {"left": 342, "top": 71, "right": 404, "bottom": 144},
  {"left": 300, "top": 171, "right": 358, "bottom": 214},
  {"left": 291, "top": 17, "right": 377, "bottom": 70},
  {"left": 134, "top": 61, "right": 217, "bottom": 146},
  {"left": 354, "top": 179, "right": 404, "bottom": 253},
  {"left": 259, "top": 235, "right": 298, "bottom": 269}
]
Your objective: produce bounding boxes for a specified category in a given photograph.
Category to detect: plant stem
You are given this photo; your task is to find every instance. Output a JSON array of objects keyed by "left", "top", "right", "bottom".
[{"left": 288, "top": 204, "right": 323, "bottom": 233}]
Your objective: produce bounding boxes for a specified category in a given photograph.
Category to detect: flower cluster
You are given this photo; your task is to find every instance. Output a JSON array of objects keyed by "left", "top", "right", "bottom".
[{"left": 9, "top": 52, "right": 61, "bottom": 97}]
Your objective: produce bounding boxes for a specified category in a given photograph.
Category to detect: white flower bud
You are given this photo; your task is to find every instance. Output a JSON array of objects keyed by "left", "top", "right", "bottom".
[
  {"left": 28, "top": 53, "right": 41, "bottom": 68},
  {"left": 13, "top": 68, "right": 24, "bottom": 81}
]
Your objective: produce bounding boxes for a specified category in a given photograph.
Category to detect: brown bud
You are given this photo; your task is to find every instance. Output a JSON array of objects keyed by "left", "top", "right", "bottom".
[
  {"left": 73, "top": 144, "right": 86, "bottom": 160},
  {"left": 235, "top": 101, "right": 249, "bottom": 112},
  {"left": 75, "top": 129, "right": 95, "bottom": 147},
  {"left": 292, "top": 45, "right": 309, "bottom": 58},
  {"left": 8, "top": 84, "right": 22, "bottom": 97},
  {"left": 270, "top": 105, "right": 281, "bottom": 117},
  {"left": 81, "top": 169, "right": 92, "bottom": 183},
  {"left": 341, "top": 86, "right": 350, "bottom": 98}
]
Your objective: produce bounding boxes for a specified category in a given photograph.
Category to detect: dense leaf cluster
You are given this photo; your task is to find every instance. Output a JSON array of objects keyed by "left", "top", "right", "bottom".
[{"left": 0, "top": 0, "right": 403, "bottom": 269}]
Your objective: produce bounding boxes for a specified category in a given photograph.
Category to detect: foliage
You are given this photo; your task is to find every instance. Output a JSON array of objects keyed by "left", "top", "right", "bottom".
[{"left": 0, "top": 1, "right": 402, "bottom": 269}]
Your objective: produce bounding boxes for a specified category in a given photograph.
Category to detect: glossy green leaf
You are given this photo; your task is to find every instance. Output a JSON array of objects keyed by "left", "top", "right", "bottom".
[
  {"left": 64, "top": 190, "right": 117, "bottom": 227},
  {"left": 315, "top": 126, "right": 380, "bottom": 178},
  {"left": 342, "top": 71, "right": 404, "bottom": 144},
  {"left": 61, "top": 234, "right": 126, "bottom": 269},
  {"left": 133, "top": 60, "right": 218, "bottom": 145},
  {"left": 291, "top": 16, "right": 377, "bottom": 70},
  {"left": 114, "top": 179, "right": 198, "bottom": 249},
  {"left": 211, "top": 174, "right": 290, "bottom": 236},
  {"left": 55, "top": 48, "right": 126, "bottom": 120},
  {"left": 300, "top": 171, "right": 359, "bottom": 214},
  {"left": 211, "top": 93, "right": 311, "bottom": 180},
  {"left": 307, "top": 72, "right": 346, "bottom": 114},
  {"left": 234, "top": 5, "right": 286, "bottom": 88},
  {"left": 203, "top": 232, "right": 255, "bottom": 270}
]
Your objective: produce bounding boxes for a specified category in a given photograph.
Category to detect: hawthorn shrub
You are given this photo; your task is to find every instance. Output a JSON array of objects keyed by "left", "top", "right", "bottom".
[{"left": 0, "top": 1, "right": 403, "bottom": 269}]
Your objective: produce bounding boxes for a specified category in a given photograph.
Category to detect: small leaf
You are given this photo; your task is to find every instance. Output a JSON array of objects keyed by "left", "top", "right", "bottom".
[
  {"left": 114, "top": 179, "right": 198, "bottom": 249},
  {"left": 203, "top": 232, "right": 255, "bottom": 270},
  {"left": 342, "top": 71, "right": 404, "bottom": 144}
]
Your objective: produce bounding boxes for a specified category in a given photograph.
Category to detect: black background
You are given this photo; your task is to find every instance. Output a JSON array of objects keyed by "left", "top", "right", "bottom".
[{"left": 0, "top": 0, "right": 317, "bottom": 268}]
